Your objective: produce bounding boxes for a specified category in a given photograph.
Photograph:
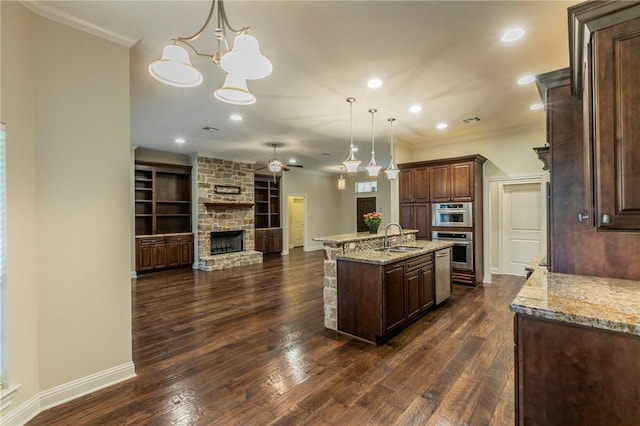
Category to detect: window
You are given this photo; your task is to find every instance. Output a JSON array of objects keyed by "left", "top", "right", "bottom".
[{"left": 355, "top": 181, "right": 378, "bottom": 193}]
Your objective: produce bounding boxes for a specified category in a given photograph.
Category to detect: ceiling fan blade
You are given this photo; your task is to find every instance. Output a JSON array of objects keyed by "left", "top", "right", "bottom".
[{"left": 281, "top": 166, "right": 290, "bottom": 171}]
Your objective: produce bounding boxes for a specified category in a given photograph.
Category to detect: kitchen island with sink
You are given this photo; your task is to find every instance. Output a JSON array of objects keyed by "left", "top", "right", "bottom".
[{"left": 337, "top": 240, "right": 454, "bottom": 344}]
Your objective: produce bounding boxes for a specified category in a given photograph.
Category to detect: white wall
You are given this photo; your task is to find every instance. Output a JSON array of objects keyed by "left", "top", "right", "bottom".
[{"left": 1, "top": 1, "right": 132, "bottom": 418}]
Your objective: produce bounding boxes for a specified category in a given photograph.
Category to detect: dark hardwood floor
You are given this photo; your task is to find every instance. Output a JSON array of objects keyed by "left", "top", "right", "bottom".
[{"left": 28, "top": 249, "right": 525, "bottom": 425}]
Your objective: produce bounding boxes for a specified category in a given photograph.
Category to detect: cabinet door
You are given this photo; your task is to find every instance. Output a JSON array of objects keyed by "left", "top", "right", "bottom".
[
  {"left": 593, "top": 18, "right": 640, "bottom": 230},
  {"left": 136, "top": 240, "right": 155, "bottom": 271},
  {"left": 451, "top": 162, "right": 474, "bottom": 201},
  {"left": 179, "top": 238, "right": 193, "bottom": 265},
  {"left": 420, "top": 263, "right": 435, "bottom": 311},
  {"left": 255, "top": 230, "right": 267, "bottom": 253},
  {"left": 399, "top": 203, "right": 414, "bottom": 231},
  {"left": 430, "top": 165, "right": 451, "bottom": 202},
  {"left": 166, "top": 241, "right": 181, "bottom": 267},
  {"left": 406, "top": 270, "right": 421, "bottom": 320},
  {"left": 399, "top": 169, "right": 414, "bottom": 203},
  {"left": 413, "top": 203, "right": 430, "bottom": 240},
  {"left": 268, "top": 229, "right": 283, "bottom": 253},
  {"left": 412, "top": 168, "right": 430, "bottom": 203},
  {"left": 383, "top": 263, "right": 406, "bottom": 333},
  {"left": 153, "top": 241, "right": 167, "bottom": 269}
]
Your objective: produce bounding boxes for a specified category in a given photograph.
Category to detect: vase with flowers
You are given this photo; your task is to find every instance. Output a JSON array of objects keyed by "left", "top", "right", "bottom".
[{"left": 363, "top": 211, "right": 382, "bottom": 234}]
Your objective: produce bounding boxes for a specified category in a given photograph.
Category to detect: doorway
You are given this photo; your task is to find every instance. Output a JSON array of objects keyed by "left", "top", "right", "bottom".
[
  {"left": 356, "top": 197, "right": 377, "bottom": 232},
  {"left": 498, "top": 180, "right": 545, "bottom": 276},
  {"left": 288, "top": 196, "right": 305, "bottom": 249}
]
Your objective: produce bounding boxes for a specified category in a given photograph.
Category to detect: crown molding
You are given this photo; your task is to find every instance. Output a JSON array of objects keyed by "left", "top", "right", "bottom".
[{"left": 20, "top": 0, "right": 139, "bottom": 48}]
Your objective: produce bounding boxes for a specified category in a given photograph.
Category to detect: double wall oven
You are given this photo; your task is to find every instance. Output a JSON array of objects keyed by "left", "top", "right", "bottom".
[{"left": 431, "top": 201, "right": 474, "bottom": 272}]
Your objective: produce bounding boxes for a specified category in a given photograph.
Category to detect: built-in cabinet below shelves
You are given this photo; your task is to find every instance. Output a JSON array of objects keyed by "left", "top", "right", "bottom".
[
  {"left": 134, "top": 161, "right": 194, "bottom": 273},
  {"left": 254, "top": 175, "right": 282, "bottom": 254}
]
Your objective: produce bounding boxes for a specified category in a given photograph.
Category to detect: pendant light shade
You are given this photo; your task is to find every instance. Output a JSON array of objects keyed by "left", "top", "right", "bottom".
[
  {"left": 343, "top": 97, "right": 361, "bottom": 173},
  {"left": 337, "top": 174, "right": 346, "bottom": 190},
  {"left": 384, "top": 117, "right": 400, "bottom": 180},
  {"left": 213, "top": 74, "right": 256, "bottom": 105},
  {"left": 148, "top": 44, "right": 204, "bottom": 88},
  {"left": 220, "top": 34, "right": 273, "bottom": 80},
  {"left": 365, "top": 108, "right": 382, "bottom": 178}
]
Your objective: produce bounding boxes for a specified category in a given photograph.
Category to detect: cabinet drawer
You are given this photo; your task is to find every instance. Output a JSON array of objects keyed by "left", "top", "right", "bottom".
[
  {"left": 138, "top": 237, "right": 164, "bottom": 245},
  {"left": 407, "top": 254, "right": 433, "bottom": 271},
  {"left": 166, "top": 234, "right": 193, "bottom": 243}
]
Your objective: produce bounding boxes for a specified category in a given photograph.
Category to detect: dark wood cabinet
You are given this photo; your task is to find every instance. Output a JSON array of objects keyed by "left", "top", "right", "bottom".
[
  {"left": 136, "top": 234, "right": 193, "bottom": 272},
  {"left": 134, "top": 161, "right": 193, "bottom": 273},
  {"left": 399, "top": 167, "right": 429, "bottom": 204},
  {"left": 592, "top": 17, "right": 640, "bottom": 231},
  {"left": 429, "top": 162, "right": 474, "bottom": 202},
  {"left": 337, "top": 253, "right": 435, "bottom": 344},
  {"left": 399, "top": 202, "right": 429, "bottom": 240},
  {"left": 254, "top": 175, "right": 282, "bottom": 254},
  {"left": 514, "top": 314, "right": 640, "bottom": 425}
]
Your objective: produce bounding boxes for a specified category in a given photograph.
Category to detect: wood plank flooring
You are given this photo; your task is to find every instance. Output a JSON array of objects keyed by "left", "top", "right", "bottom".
[{"left": 28, "top": 249, "right": 525, "bottom": 425}]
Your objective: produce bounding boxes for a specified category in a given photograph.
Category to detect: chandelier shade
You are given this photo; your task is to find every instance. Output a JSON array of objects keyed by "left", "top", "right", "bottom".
[
  {"left": 213, "top": 74, "right": 256, "bottom": 105},
  {"left": 220, "top": 34, "right": 273, "bottom": 80},
  {"left": 148, "top": 45, "right": 204, "bottom": 88}
]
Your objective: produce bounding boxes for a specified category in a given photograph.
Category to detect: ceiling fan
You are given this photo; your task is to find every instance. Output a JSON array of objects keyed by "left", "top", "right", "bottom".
[{"left": 257, "top": 143, "right": 303, "bottom": 174}]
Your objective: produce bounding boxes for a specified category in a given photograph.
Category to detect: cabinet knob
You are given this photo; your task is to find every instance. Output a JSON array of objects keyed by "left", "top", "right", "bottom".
[
  {"left": 577, "top": 212, "right": 589, "bottom": 222},
  {"left": 602, "top": 214, "right": 611, "bottom": 224}
]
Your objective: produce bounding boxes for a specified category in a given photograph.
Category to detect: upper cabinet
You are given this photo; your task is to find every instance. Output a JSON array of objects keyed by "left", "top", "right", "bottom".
[
  {"left": 570, "top": 1, "right": 640, "bottom": 231},
  {"left": 430, "top": 161, "right": 474, "bottom": 202},
  {"left": 399, "top": 167, "right": 429, "bottom": 203}
]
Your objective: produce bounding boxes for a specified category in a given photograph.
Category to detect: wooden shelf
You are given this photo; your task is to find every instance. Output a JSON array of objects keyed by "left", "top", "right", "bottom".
[
  {"left": 204, "top": 202, "right": 254, "bottom": 209},
  {"left": 157, "top": 200, "right": 190, "bottom": 204}
]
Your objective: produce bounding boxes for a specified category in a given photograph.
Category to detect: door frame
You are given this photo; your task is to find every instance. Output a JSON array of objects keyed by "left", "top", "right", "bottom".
[
  {"left": 484, "top": 172, "right": 548, "bottom": 282},
  {"left": 355, "top": 196, "right": 377, "bottom": 232},
  {"left": 283, "top": 194, "right": 307, "bottom": 256}
]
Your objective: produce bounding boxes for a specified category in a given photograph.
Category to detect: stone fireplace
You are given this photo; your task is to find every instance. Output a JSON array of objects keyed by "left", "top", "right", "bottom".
[{"left": 197, "top": 156, "right": 262, "bottom": 271}]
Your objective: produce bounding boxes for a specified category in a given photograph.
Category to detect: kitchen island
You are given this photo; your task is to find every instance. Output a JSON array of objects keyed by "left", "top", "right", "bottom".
[
  {"left": 510, "top": 259, "right": 640, "bottom": 425},
  {"left": 337, "top": 240, "right": 454, "bottom": 344}
]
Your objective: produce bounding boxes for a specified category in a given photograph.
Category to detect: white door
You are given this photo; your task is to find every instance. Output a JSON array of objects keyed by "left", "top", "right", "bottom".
[
  {"left": 501, "top": 183, "right": 543, "bottom": 276},
  {"left": 289, "top": 196, "right": 304, "bottom": 248}
]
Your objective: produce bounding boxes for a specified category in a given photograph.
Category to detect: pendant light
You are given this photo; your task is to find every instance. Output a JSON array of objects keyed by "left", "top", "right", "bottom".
[
  {"left": 342, "top": 97, "right": 361, "bottom": 173},
  {"left": 337, "top": 174, "right": 346, "bottom": 190},
  {"left": 365, "top": 108, "right": 382, "bottom": 177},
  {"left": 384, "top": 118, "right": 400, "bottom": 180}
]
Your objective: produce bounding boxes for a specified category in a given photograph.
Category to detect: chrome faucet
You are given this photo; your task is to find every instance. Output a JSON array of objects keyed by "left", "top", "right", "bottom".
[{"left": 384, "top": 223, "right": 404, "bottom": 248}]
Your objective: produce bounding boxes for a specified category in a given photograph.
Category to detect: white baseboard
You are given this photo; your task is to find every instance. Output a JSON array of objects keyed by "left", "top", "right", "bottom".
[
  {"left": 2, "top": 361, "right": 136, "bottom": 426},
  {"left": 304, "top": 245, "right": 323, "bottom": 252}
]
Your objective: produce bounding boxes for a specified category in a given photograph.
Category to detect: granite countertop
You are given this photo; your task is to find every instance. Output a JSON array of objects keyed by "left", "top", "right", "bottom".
[
  {"left": 337, "top": 240, "right": 454, "bottom": 265},
  {"left": 510, "top": 261, "right": 640, "bottom": 336},
  {"left": 313, "top": 229, "right": 418, "bottom": 244}
]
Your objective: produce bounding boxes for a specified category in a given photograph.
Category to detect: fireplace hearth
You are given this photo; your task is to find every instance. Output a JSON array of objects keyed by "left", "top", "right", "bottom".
[{"left": 210, "top": 230, "right": 244, "bottom": 255}]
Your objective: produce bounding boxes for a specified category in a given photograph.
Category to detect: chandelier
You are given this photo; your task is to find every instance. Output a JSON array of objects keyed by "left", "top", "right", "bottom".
[
  {"left": 365, "top": 108, "right": 382, "bottom": 177},
  {"left": 342, "top": 97, "right": 361, "bottom": 173},
  {"left": 148, "top": 0, "right": 272, "bottom": 105},
  {"left": 384, "top": 118, "right": 400, "bottom": 180}
]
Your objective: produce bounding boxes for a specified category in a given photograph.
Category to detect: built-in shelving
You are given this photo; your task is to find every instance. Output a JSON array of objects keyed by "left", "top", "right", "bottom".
[{"left": 204, "top": 202, "right": 254, "bottom": 209}]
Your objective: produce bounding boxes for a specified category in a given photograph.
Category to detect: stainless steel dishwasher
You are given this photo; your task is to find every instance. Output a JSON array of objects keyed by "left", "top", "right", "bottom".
[{"left": 435, "top": 247, "right": 452, "bottom": 304}]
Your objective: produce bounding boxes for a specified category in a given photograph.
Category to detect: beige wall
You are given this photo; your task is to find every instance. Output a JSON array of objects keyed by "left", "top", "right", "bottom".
[
  {"left": 336, "top": 173, "right": 393, "bottom": 234},
  {"left": 135, "top": 147, "right": 191, "bottom": 166},
  {"left": 1, "top": 0, "right": 132, "bottom": 413}
]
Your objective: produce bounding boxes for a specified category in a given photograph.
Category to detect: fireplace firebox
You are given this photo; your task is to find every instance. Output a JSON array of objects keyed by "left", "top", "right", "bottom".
[{"left": 210, "top": 230, "right": 244, "bottom": 255}]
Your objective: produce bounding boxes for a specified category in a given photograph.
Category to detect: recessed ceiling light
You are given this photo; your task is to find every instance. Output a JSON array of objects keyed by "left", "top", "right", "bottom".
[
  {"left": 518, "top": 75, "right": 535, "bottom": 85},
  {"left": 174, "top": 138, "right": 185, "bottom": 144},
  {"left": 501, "top": 28, "right": 525, "bottom": 42},
  {"left": 409, "top": 104, "right": 422, "bottom": 113},
  {"left": 367, "top": 78, "right": 383, "bottom": 89},
  {"left": 436, "top": 123, "right": 448, "bottom": 130},
  {"left": 230, "top": 114, "right": 242, "bottom": 121},
  {"left": 288, "top": 158, "right": 296, "bottom": 164},
  {"left": 529, "top": 103, "right": 544, "bottom": 110}
]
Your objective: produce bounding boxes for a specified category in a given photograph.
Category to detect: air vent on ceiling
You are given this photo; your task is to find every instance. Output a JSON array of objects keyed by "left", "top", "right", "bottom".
[
  {"left": 202, "top": 126, "right": 219, "bottom": 132},
  {"left": 462, "top": 116, "right": 483, "bottom": 124}
]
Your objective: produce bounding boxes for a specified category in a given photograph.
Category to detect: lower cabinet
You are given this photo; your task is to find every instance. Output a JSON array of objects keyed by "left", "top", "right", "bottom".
[
  {"left": 255, "top": 228, "right": 282, "bottom": 254},
  {"left": 514, "top": 314, "right": 640, "bottom": 425},
  {"left": 136, "top": 234, "right": 193, "bottom": 273},
  {"left": 338, "top": 253, "right": 435, "bottom": 344}
]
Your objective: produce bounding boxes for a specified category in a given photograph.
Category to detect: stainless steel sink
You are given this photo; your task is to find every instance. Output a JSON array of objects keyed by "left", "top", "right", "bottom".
[{"left": 375, "top": 246, "right": 422, "bottom": 253}]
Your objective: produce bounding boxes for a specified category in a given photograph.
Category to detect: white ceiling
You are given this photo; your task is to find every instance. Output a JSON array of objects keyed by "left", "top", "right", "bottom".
[{"left": 28, "top": 0, "right": 579, "bottom": 173}]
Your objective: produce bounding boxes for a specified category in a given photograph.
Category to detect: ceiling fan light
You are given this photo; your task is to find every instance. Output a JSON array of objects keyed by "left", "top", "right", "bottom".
[
  {"left": 220, "top": 34, "right": 273, "bottom": 80},
  {"left": 148, "top": 44, "right": 203, "bottom": 88},
  {"left": 268, "top": 162, "right": 281, "bottom": 172},
  {"left": 213, "top": 74, "right": 257, "bottom": 105}
]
